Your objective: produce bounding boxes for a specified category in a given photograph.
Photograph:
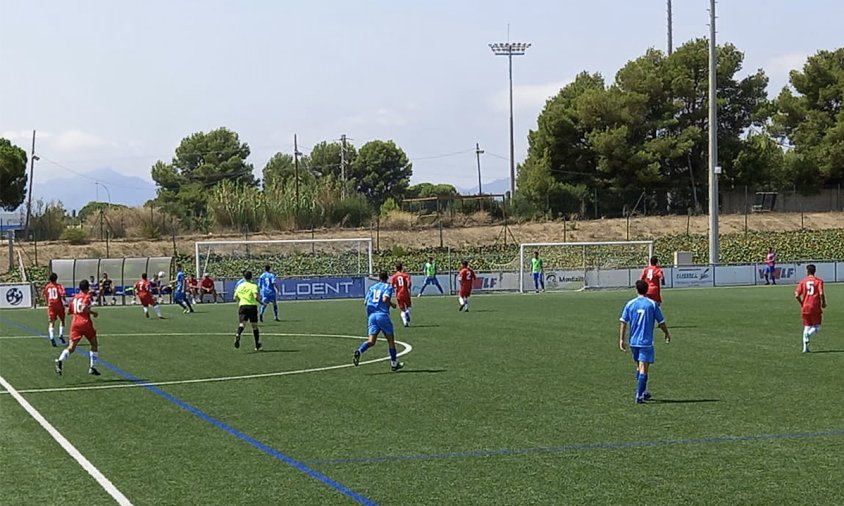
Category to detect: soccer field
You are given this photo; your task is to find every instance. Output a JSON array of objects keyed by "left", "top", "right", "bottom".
[{"left": 1, "top": 286, "right": 842, "bottom": 505}]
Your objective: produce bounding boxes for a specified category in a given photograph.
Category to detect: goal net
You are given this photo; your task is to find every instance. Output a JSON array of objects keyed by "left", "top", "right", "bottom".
[
  {"left": 194, "top": 238, "right": 373, "bottom": 281},
  {"left": 519, "top": 241, "right": 654, "bottom": 292}
]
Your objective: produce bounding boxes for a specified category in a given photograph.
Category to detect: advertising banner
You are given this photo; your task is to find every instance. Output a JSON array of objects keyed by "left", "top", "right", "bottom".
[
  {"left": 754, "top": 263, "right": 799, "bottom": 285},
  {"left": 672, "top": 266, "right": 713, "bottom": 288},
  {"left": 794, "top": 262, "right": 836, "bottom": 284},
  {"left": 277, "top": 277, "right": 366, "bottom": 300},
  {"left": 463, "top": 272, "right": 521, "bottom": 292},
  {"left": 0, "top": 283, "right": 33, "bottom": 309},
  {"left": 410, "top": 275, "right": 452, "bottom": 296},
  {"left": 714, "top": 265, "right": 756, "bottom": 286},
  {"left": 543, "top": 270, "right": 586, "bottom": 291},
  {"left": 586, "top": 269, "right": 631, "bottom": 289}
]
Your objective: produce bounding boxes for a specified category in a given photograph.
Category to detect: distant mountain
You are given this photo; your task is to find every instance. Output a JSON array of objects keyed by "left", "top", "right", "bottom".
[
  {"left": 32, "top": 168, "right": 156, "bottom": 212},
  {"left": 458, "top": 178, "right": 511, "bottom": 196}
]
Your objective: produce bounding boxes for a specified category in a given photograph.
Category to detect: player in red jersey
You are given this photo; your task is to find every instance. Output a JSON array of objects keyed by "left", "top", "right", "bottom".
[
  {"left": 187, "top": 274, "right": 200, "bottom": 304},
  {"left": 54, "top": 279, "right": 101, "bottom": 376},
  {"left": 43, "top": 272, "right": 67, "bottom": 347},
  {"left": 135, "top": 273, "right": 164, "bottom": 319},
  {"left": 390, "top": 262, "right": 413, "bottom": 327},
  {"left": 457, "top": 260, "right": 476, "bottom": 312},
  {"left": 640, "top": 256, "right": 665, "bottom": 305},
  {"left": 795, "top": 264, "right": 827, "bottom": 353}
]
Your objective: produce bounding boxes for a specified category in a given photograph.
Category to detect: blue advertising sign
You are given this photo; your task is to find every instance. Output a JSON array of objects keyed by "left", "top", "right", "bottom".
[{"left": 277, "top": 277, "right": 367, "bottom": 301}]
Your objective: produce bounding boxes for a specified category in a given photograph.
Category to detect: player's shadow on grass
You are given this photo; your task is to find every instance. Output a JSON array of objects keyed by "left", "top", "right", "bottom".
[
  {"left": 407, "top": 324, "right": 440, "bottom": 328},
  {"left": 251, "top": 349, "right": 300, "bottom": 354},
  {"left": 812, "top": 349, "right": 844, "bottom": 354},
  {"left": 367, "top": 368, "right": 447, "bottom": 376},
  {"left": 466, "top": 309, "right": 494, "bottom": 313},
  {"left": 650, "top": 398, "right": 720, "bottom": 404}
]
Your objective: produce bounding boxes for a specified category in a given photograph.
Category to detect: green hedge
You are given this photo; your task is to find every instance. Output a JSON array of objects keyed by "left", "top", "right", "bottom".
[{"left": 16, "top": 229, "right": 844, "bottom": 283}]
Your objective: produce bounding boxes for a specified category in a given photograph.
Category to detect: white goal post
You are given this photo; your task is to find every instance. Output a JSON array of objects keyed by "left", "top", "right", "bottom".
[
  {"left": 194, "top": 238, "right": 374, "bottom": 280},
  {"left": 519, "top": 240, "right": 654, "bottom": 293}
]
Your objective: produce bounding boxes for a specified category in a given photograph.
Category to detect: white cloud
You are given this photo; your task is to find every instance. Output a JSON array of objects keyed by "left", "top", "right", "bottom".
[
  {"left": 52, "top": 129, "right": 116, "bottom": 151},
  {"left": 491, "top": 80, "right": 571, "bottom": 114},
  {"left": 766, "top": 52, "right": 809, "bottom": 90},
  {"left": 338, "top": 107, "right": 409, "bottom": 129}
]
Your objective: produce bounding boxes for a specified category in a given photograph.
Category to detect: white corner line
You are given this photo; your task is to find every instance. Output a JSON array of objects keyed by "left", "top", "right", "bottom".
[{"left": 0, "top": 374, "right": 133, "bottom": 505}]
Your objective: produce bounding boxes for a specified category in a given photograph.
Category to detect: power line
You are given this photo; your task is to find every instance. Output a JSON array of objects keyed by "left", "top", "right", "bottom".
[{"left": 37, "top": 156, "right": 154, "bottom": 191}]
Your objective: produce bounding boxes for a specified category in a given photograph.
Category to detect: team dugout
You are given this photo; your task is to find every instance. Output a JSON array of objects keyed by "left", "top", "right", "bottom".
[{"left": 49, "top": 257, "right": 173, "bottom": 305}]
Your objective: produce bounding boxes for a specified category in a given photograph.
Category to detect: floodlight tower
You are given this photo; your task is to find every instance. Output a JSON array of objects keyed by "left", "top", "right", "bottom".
[
  {"left": 489, "top": 41, "right": 531, "bottom": 198},
  {"left": 708, "top": 0, "right": 719, "bottom": 265}
]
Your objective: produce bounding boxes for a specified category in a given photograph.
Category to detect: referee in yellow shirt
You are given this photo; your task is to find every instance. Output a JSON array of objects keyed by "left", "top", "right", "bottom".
[{"left": 233, "top": 271, "right": 262, "bottom": 351}]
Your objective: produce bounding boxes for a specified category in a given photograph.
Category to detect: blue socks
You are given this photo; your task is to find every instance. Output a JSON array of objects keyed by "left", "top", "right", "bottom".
[
  {"left": 259, "top": 305, "right": 267, "bottom": 318},
  {"left": 636, "top": 373, "right": 649, "bottom": 399},
  {"left": 272, "top": 303, "right": 278, "bottom": 319},
  {"left": 388, "top": 347, "right": 397, "bottom": 362},
  {"left": 358, "top": 342, "right": 371, "bottom": 354}
]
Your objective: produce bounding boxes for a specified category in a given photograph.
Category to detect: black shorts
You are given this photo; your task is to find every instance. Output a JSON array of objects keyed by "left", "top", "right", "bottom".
[{"left": 238, "top": 305, "right": 258, "bottom": 323}]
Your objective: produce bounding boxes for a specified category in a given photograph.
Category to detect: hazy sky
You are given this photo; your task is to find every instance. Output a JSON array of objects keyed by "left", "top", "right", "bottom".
[{"left": 1, "top": 0, "right": 842, "bottom": 193}]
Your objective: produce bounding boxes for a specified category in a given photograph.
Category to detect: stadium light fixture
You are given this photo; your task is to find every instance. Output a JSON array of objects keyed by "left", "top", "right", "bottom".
[{"left": 489, "top": 41, "right": 531, "bottom": 197}]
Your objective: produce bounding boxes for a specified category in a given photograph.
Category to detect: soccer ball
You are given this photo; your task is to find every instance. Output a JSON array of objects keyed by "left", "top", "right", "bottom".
[{"left": 158, "top": 271, "right": 166, "bottom": 278}]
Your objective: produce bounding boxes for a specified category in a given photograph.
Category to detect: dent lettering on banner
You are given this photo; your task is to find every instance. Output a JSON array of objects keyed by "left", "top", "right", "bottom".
[{"left": 278, "top": 277, "right": 365, "bottom": 300}]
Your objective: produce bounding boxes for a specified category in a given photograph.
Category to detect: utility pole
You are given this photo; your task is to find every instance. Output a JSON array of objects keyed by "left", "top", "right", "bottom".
[
  {"left": 294, "top": 134, "right": 301, "bottom": 220},
  {"left": 667, "top": 0, "right": 674, "bottom": 55},
  {"left": 24, "top": 130, "right": 37, "bottom": 235},
  {"left": 340, "top": 134, "right": 347, "bottom": 198},
  {"left": 475, "top": 143, "right": 485, "bottom": 195},
  {"left": 708, "top": 0, "right": 719, "bottom": 265}
]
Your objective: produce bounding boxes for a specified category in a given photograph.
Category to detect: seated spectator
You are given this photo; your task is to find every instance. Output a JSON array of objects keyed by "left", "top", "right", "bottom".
[
  {"left": 89, "top": 276, "right": 100, "bottom": 304},
  {"left": 200, "top": 273, "right": 220, "bottom": 303},
  {"left": 187, "top": 274, "right": 200, "bottom": 303},
  {"left": 99, "top": 272, "right": 116, "bottom": 305}
]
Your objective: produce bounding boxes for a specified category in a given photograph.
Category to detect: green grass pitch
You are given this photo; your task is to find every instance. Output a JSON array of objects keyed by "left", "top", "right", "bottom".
[{"left": 1, "top": 285, "right": 843, "bottom": 505}]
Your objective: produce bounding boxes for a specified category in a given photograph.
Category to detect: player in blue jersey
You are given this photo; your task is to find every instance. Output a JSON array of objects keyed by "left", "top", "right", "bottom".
[
  {"left": 619, "top": 280, "right": 672, "bottom": 404},
  {"left": 173, "top": 265, "right": 195, "bottom": 314},
  {"left": 258, "top": 264, "right": 280, "bottom": 322},
  {"left": 353, "top": 271, "right": 403, "bottom": 372}
]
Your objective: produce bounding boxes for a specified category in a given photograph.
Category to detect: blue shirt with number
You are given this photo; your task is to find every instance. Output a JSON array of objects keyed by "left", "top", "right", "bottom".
[
  {"left": 366, "top": 282, "right": 394, "bottom": 315},
  {"left": 259, "top": 272, "right": 277, "bottom": 295},
  {"left": 620, "top": 295, "right": 665, "bottom": 347}
]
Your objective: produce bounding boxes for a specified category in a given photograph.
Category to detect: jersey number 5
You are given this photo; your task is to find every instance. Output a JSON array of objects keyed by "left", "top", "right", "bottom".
[{"left": 806, "top": 281, "right": 815, "bottom": 296}]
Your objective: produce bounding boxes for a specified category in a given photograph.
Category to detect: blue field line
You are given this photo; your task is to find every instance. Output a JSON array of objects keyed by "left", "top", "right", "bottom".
[
  {"left": 306, "top": 429, "right": 844, "bottom": 467},
  {"left": 0, "top": 316, "right": 377, "bottom": 506}
]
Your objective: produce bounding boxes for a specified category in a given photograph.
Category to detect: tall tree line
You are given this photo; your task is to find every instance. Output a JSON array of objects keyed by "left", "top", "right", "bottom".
[{"left": 517, "top": 42, "right": 844, "bottom": 217}]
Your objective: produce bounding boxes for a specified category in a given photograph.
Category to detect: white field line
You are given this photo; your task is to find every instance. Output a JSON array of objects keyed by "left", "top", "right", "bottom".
[
  {"left": 0, "top": 374, "right": 133, "bottom": 505},
  {"left": 0, "top": 333, "right": 412, "bottom": 395}
]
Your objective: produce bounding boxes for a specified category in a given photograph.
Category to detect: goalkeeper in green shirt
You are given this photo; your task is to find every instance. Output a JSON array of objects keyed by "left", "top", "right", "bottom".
[
  {"left": 418, "top": 256, "right": 444, "bottom": 296},
  {"left": 531, "top": 251, "right": 545, "bottom": 292},
  {"left": 233, "top": 271, "right": 262, "bottom": 351}
]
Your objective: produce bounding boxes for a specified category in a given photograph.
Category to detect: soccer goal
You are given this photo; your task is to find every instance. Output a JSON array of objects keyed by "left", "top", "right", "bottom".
[
  {"left": 194, "top": 238, "right": 374, "bottom": 281},
  {"left": 519, "top": 241, "right": 654, "bottom": 293}
]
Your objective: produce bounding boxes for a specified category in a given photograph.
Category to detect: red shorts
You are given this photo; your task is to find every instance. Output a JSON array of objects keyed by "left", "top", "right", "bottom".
[
  {"left": 48, "top": 306, "right": 65, "bottom": 322},
  {"left": 139, "top": 294, "right": 155, "bottom": 307},
  {"left": 396, "top": 293, "right": 411, "bottom": 310},
  {"left": 646, "top": 292, "right": 662, "bottom": 304},
  {"left": 459, "top": 287, "right": 472, "bottom": 298},
  {"left": 70, "top": 323, "right": 97, "bottom": 342},
  {"left": 802, "top": 312, "right": 822, "bottom": 326}
]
